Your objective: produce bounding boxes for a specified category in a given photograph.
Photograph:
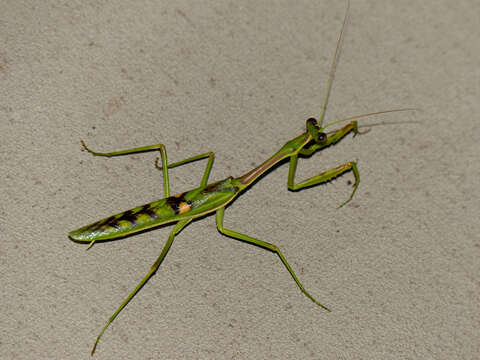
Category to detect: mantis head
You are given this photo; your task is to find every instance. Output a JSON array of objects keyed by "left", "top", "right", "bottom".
[{"left": 306, "top": 117, "right": 327, "bottom": 145}]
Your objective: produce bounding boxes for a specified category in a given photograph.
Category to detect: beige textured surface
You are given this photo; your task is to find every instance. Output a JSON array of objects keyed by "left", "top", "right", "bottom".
[{"left": 1, "top": 1, "right": 478, "bottom": 359}]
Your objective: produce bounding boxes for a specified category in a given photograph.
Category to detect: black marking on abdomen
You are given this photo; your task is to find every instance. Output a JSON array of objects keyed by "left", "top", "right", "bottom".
[
  {"left": 88, "top": 203, "right": 162, "bottom": 233},
  {"left": 142, "top": 205, "right": 160, "bottom": 220},
  {"left": 114, "top": 209, "right": 138, "bottom": 225},
  {"left": 166, "top": 192, "right": 192, "bottom": 215},
  {"left": 86, "top": 215, "right": 115, "bottom": 231}
]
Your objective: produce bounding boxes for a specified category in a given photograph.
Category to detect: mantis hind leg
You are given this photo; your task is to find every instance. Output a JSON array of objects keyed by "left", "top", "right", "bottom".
[
  {"left": 215, "top": 207, "right": 330, "bottom": 311},
  {"left": 82, "top": 141, "right": 215, "bottom": 193},
  {"left": 90, "top": 218, "right": 192, "bottom": 356},
  {"left": 81, "top": 141, "right": 173, "bottom": 249},
  {"left": 81, "top": 141, "right": 172, "bottom": 197}
]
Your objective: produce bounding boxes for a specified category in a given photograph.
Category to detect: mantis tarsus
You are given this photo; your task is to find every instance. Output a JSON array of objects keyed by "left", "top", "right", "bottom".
[{"left": 69, "top": 3, "right": 414, "bottom": 355}]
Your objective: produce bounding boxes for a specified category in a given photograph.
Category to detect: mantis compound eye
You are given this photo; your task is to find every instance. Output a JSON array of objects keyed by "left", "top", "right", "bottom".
[
  {"left": 306, "top": 118, "right": 326, "bottom": 144},
  {"left": 317, "top": 132, "right": 327, "bottom": 143}
]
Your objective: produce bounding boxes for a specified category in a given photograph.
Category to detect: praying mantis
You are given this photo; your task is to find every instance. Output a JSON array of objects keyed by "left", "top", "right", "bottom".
[{"left": 69, "top": 2, "right": 414, "bottom": 355}]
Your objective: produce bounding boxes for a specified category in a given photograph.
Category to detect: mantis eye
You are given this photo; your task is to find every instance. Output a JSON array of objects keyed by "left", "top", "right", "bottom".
[{"left": 317, "top": 132, "right": 327, "bottom": 143}]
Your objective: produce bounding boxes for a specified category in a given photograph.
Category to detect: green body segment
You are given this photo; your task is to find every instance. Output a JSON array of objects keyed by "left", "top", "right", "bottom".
[
  {"left": 70, "top": 3, "right": 415, "bottom": 355},
  {"left": 69, "top": 177, "right": 239, "bottom": 243}
]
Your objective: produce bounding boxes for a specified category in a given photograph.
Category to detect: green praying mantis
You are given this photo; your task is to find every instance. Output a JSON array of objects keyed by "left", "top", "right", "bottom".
[{"left": 69, "top": 2, "right": 414, "bottom": 355}]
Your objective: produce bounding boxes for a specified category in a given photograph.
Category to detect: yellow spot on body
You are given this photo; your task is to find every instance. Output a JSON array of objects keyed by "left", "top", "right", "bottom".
[
  {"left": 178, "top": 202, "right": 191, "bottom": 214},
  {"left": 173, "top": 192, "right": 183, "bottom": 198}
]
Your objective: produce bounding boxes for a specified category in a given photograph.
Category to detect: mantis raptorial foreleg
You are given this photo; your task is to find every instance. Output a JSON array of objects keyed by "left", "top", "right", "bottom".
[
  {"left": 288, "top": 156, "right": 360, "bottom": 208},
  {"left": 91, "top": 218, "right": 192, "bottom": 356},
  {"left": 215, "top": 207, "right": 330, "bottom": 311},
  {"left": 287, "top": 120, "right": 368, "bottom": 207}
]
